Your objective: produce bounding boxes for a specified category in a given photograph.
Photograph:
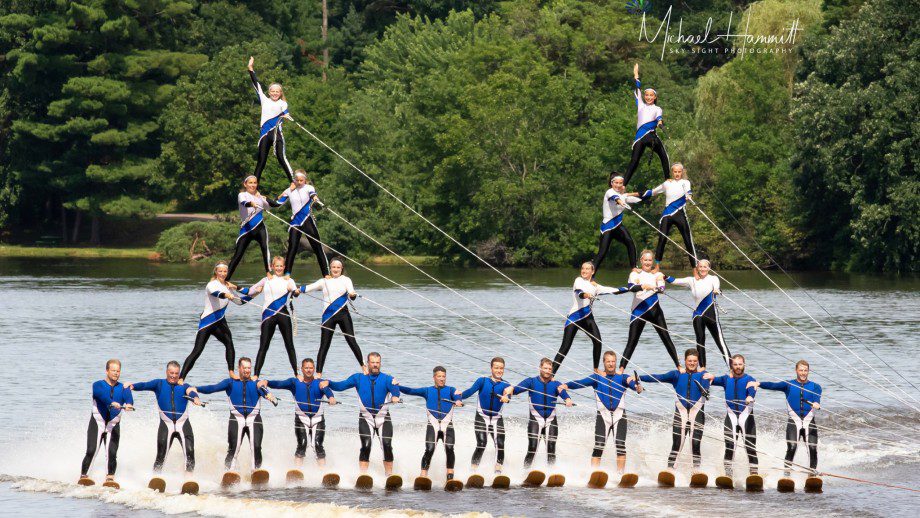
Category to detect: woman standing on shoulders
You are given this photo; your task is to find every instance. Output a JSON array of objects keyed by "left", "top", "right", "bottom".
[
  {"left": 639, "top": 163, "right": 697, "bottom": 269},
  {"left": 300, "top": 258, "right": 365, "bottom": 378},
  {"left": 623, "top": 62, "right": 669, "bottom": 185},
  {"left": 616, "top": 250, "right": 680, "bottom": 370},
  {"left": 592, "top": 172, "right": 643, "bottom": 273},
  {"left": 278, "top": 170, "right": 330, "bottom": 278},
  {"left": 227, "top": 175, "right": 280, "bottom": 281},
  {"left": 248, "top": 56, "right": 294, "bottom": 182},
  {"left": 552, "top": 262, "right": 617, "bottom": 374},
  {"left": 238, "top": 256, "right": 300, "bottom": 378},
  {"left": 180, "top": 262, "right": 240, "bottom": 382},
  {"left": 664, "top": 259, "right": 731, "bottom": 369}
]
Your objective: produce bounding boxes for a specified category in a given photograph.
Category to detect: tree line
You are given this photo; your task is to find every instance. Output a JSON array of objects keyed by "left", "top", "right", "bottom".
[{"left": 1, "top": 0, "right": 915, "bottom": 271}]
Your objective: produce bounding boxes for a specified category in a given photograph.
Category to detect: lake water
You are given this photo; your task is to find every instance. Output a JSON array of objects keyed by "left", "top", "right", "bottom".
[{"left": 1, "top": 258, "right": 918, "bottom": 517}]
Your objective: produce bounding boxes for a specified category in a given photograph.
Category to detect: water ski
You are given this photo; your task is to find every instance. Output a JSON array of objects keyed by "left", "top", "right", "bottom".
[
  {"left": 148, "top": 477, "right": 166, "bottom": 493},
  {"left": 355, "top": 474, "right": 373, "bottom": 490},
  {"left": 221, "top": 471, "right": 241, "bottom": 488},
  {"left": 322, "top": 473, "right": 341, "bottom": 488},
  {"left": 251, "top": 469, "right": 270, "bottom": 487},
  {"left": 715, "top": 476, "right": 734, "bottom": 489},
  {"left": 102, "top": 480, "right": 120, "bottom": 489},
  {"left": 618, "top": 473, "right": 639, "bottom": 488},
  {"left": 690, "top": 472, "right": 709, "bottom": 488},
  {"left": 181, "top": 481, "right": 199, "bottom": 495},
  {"left": 777, "top": 477, "right": 795, "bottom": 493},
  {"left": 522, "top": 470, "right": 546, "bottom": 487},
  {"left": 385, "top": 474, "right": 403, "bottom": 490},
  {"left": 414, "top": 476, "right": 433, "bottom": 491},
  {"left": 491, "top": 475, "right": 511, "bottom": 489},
  {"left": 77, "top": 477, "right": 95, "bottom": 487},
  {"left": 445, "top": 479, "right": 464, "bottom": 492},
  {"left": 546, "top": 474, "right": 566, "bottom": 487},
  {"left": 587, "top": 471, "right": 608, "bottom": 489},
  {"left": 657, "top": 471, "right": 675, "bottom": 488},
  {"left": 286, "top": 469, "right": 304, "bottom": 484},
  {"left": 745, "top": 474, "right": 764, "bottom": 492},
  {"left": 804, "top": 477, "right": 823, "bottom": 494},
  {"left": 466, "top": 474, "right": 485, "bottom": 489}
]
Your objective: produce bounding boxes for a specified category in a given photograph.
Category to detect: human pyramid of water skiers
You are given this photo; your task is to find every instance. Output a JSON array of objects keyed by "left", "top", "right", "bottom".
[{"left": 77, "top": 60, "right": 825, "bottom": 495}]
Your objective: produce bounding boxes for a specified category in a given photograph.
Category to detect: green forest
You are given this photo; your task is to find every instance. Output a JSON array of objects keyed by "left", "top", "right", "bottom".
[{"left": 1, "top": 0, "right": 916, "bottom": 272}]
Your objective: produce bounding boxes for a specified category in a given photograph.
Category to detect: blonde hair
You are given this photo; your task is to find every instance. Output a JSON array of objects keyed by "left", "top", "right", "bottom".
[
  {"left": 240, "top": 175, "right": 260, "bottom": 194},
  {"left": 271, "top": 256, "right": 286, "bottom": 267},
  {"left": 268, "top": 83, "right": 287, "bottom": 102},
  {"left": 671, "top": 163, "right": 687, "bottom": 178},
  {"left": 211, "top": 261, "right": 229, "bottom": 281}
]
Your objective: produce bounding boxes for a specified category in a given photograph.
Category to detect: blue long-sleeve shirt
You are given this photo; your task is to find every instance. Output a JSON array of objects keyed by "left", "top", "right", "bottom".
[
  {"left": 400, "top": 385, "right": 462, "bottom": 421},
  {"left": 759, "top": 379, "right": 822, "bottom": 418},
  {"left": 327, "top": 372, "right": 400, "bottom": 415},
  {"left": 511, "top": 376, "right": 571, "bottom": 418},
  {"left": 639, "top": 370, "right": 710, "bottom": 408},
  {"left": 460, "top": 377, "right": 510, "bottom": 417},
  {"left": 567, "top": 373, "right": 636, "bottom": 411},
  {"left": 267, "top": 377, "right": 332, "bottom": 416},
  {"left": 710, "top": 374, "right": 756, "bottom": 414},
  {"left": 196, "top": 378, "right": 268, "bottom": 417},
  {"left": 131, "top": 379, "right": 198, "bottom": 421},
  {"left": 91, "top": 380, "right": 134, "bottom": 422}
]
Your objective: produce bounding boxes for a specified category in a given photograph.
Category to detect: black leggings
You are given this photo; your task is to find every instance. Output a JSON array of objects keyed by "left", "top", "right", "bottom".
[
  {"left": 593, "top": 412, "right": 627, "bottom": 458},
  {"left": 724, "top": 414, "right": 757, "bottom": 476},
  {"left": 285, "top": 217, "right": 330, "bottom": 277},
  {"left": 553, "top": 314, "right": 602, "bottom": 374},
  {"left": 620, "top": 304, "right": 680, "bottom": 369},
  {"left": 80, "top": 418, "right": 120, "bottom": 476},
  {"left": 524, "top": 414, "right": 558, "bottom": 468},
  {"left": 668, "top": 406, "right": 705, "bottom": 469},
  {"left": 624, "top": 131, "right": 669, "bottom": 186},
  {"left": 256, "top": 313, "right": 298, "bottom": 377},
  {"left": 317, "top": 309, "right": 364, "bottom": 373},
  {"left": 421, "top": 422, "right": 456, "bottom": 470},
  {"left": 154, "top": 419, "right": 195, "bottom": 472},
  {"left": 227, "top": 223, "right": 270, "bottom": 281},
  {"left": 294, "top": 416, "right": 326, "bottom": 459},
  {"left": 358, "top": 414, "right": 394, "bottom": 462},
  {"left": 253, "top": 127, "right": 294, "bottom": 182},
  {"left": 693, "top": 306, "right": 731, "bottom": 369},
  {"left": 655, "top": 210, "right": 696, "bottom": 268},
  {"left": 592, "top": 225, "right": 637, "bottom": 271},
  {"left": 182, "top": 320, "right": 235, "bottom": 380},
  {"left": 785, "top": 418, "right": 818, "bottom": 474},
  {"left": 471, "top": 413, "right": 505, "bottom": 467}
]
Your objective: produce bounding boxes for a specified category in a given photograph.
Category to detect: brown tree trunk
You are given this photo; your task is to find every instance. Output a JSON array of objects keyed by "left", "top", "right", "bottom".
[
  {"left": 322, "top": 0, "right": 328, "bottom": 82},
  {"left": 72, "top": 210, "right": 81, "bottom": 243},
  {"left": 61, "top": 205, "right": 67, "bottom": 244},
  {"left": 90, "top": 215, "right": 101, "bottom": 245}
]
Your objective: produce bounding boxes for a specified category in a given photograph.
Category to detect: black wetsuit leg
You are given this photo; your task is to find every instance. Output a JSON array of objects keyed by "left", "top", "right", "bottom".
[
  {"left": 80, "top": 417, "right": 99, "bottom": 476},
  {"left": 701, "top": 306, "right": 731, "bottom": 368},
  {"left": 692, "top": 315, "right": 709, "bottom": 369},
  {"left": 806, "top": 420, "right": 819, "bottom": 472},
  {"left": 107, "top": 423, "right": 120, "bottom": 476},
  {"left": 225, "top": 415, "right": 238, "bottom": 469},
  {"left": 620, "top": 305, "right": 679, "bottom": 369},
  {"left": 182, "top": 420, "right": 195, "bottom": 472},
  {"left": 552, "top": 314, "right": 602, "bottom": 374},
  {"left": 744, "top": 417, "right": 758, "bottom": 473},
  {"left": 317, "top": 309, "right": 364, "bottom": 373},
  {"left": 154, "top": 420, "right": 169, "bottom": 472},
  {"left": 654, "top": 215, "right": 675, "bottom": 265},
  {"left": 612, "top": 225, "right": 638, "bottom": 269},
  {"left": 690, "top": 410, "right": 705, "bottom": 469},
  {"left": 227, "top": 223, "right": 271, "bottom": 281},
  {"left": 592, "top": 412, "right": 607, "bottom": 458},
  {"left": 274, "top": 128, "right": 294, "bottom": 182},
  {"left": 592, "top": 230, "right": 615, "bottom": 272},
  {"left": 314, "top": 419, "right": 326, "bottom": 459},
  {"left": 671, "top": 210, "right": 697, "bottom": 268},
  {"left": 182, "top": 320, "right": 235, "bottom": 380},
  {"left": 285, "top": 217, "right": 330, "bottom": 278},
  {"left": 253, "top": 131, "right": 275, "bottom": 182},
  {"left": 381, "top": 414, "right": 394, "bottom": 462},
  {"left": 547, "top": 416, "right": 558, "bottom": 465},
  {"left": 524, "top": 414, "right": 540, "bottom": 468},
  {"left": 294, "top": 416, "right": 308, "bottom": 458},
  {"left": 495, "top": 417, "right": 506, "bottom": 466},
  {"left": 614, "top": 415, "right": 628, "bottom": 457},
  {"left": 651, "top": 133, "right": 670, "bottom": 181},
  {"left": 624, "top": 132, "right": 666, "bottom": 185},
  {"left": 421, "top": 424, "right": 437, "bottom": 470},
  {"left": 255, "top": 313, "right": 298, "bottom": 377},
  {"left": 252, "top": 414, "right": 264, "bottom": 469},
  {"left": 784, "top": 418, "right": 798, "bottom": 474},
  {"left": 472, "top": 412, "right": 488, "bottom": 466},
  {"left": 445, "top": 423, "right": 456, "bottom": 469},
  {"left": 723, "top": 414, "right": 735, "bottom": 475},
  {"left": 358, "top": 419, "right": 372, "bottom": 462},
  {"left": 620, "top": 316, "right": 647, "bottom": 370},
  {"left": 667, "top": 408, "right": 683, "bottom": 469}
]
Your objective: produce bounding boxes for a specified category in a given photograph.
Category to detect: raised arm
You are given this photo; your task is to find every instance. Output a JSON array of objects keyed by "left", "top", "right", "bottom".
[
  {"left": 196, "top": 378, "right": 232, "bottom": 395},
  {"left": 460, "top": 378, "right": 484, "bottom": 400},
  {"left": 398, "top": 386, "right": 426, "bottom": 398},
  {"left": 566, "top": 376, "right": 597, "bottom": 391},
  {"left": 633, "top": 63, "right": 641, "bottom": 104},
  {"left": 129, "top": 380, "right": 160, "bottom": 393},
  {"left": 665, "top": 275, "right": 693, "bottom": 287},
  {"left": 248, "top": 56, "right": 265, "bottom": 99},
  {"left": 266, "top": 378, "right": 296, "bottom": 392},
  {"left": 511, "top": 378, "right": 532, "bottom": 396},
  {"left": 757, "top": 380, "right": 789, "bottom": 392},
  {"left": 326, "top": 373, "right": 359, "bottom": 392},
  {"left": 301, "top": 279, "right": 324, "bottom": 294},
  {"left": 638, "top": 371, "right": 677, "bottom": 384}
]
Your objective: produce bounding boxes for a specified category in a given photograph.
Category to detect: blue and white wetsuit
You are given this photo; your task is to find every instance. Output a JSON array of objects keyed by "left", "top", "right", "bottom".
[
  {"left": 639, "top": 370, "right": 711, "bottom": 469},
  {"left": 181, "top": 279, "right": 237, "bottom": 380},
  {"left": 227, "top": 191, "right": 280, "bottom": 280},
  {"left": 510, "top": 376, "right": 571, "bottom": 468},
  {"left": 460, "top": 377, "right": 511, "bottom": 467},
  {"left": 132, "top": 379, "right": 199, "bottom": 472},
  {"left": 592, "top": 188, "right": 643, "bottom": 271},
  {"left": 401, "top": 385, "right": 463, "bottom": 470},
  {"left": 249, "top": 69, "right": 294, "bottom": 182},
  {"left": 553, "top": 276, "right": 616, "bottom": 373},
  {"left": 197, "top": 378, "right": 272, "bottom": 470},
  {"left": 80, "top": 380, "right": 133, "bottom": 477},
  {"left": 242, "top": 275, "right": 299, "bottom": 377},
  {"left": 568, "top": 373, "right": 637, "bottom": 458},
  {"left": 301, "top": 276, "right": 363, "bottom": 373},
  {"left": 617, "top": 270, "right": 679, "bottom": 369},
  {"left": 267, "top": 377, "right": 334, "bottom": 459},
  {"left": 623, "top": 78, "right": 669, "bottom": 185},
  {"left": 278, "top": 183, "right": 330, "bottom": 277},
  {"left": 641, "top": 178, "right": 697, "bottom": 268},
  {"left": 710, "top": 373, "right": 758, "bottom": 476},
  {"left": 760, "top": 378, "right": 822, "bottom": 474},
  {"left": 327, "top": 372, "right": 401, "bottom": 463}
]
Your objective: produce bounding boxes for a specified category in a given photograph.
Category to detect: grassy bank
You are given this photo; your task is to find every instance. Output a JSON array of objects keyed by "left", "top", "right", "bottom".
[{"left": 0, "top": 245, "right": 160, "bottom": 260}]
